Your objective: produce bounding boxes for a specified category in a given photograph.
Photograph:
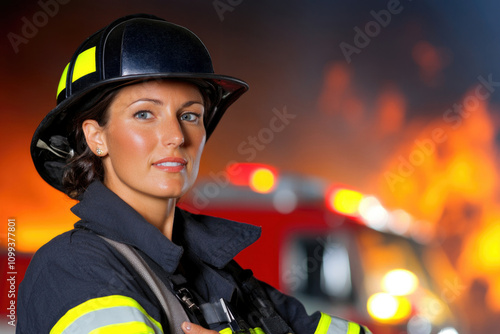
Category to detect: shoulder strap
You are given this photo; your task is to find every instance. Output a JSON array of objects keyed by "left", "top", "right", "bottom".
[
  {"left": 99, "top": 235, "right": 190, "bottom": 334},
  {"left": 224, "top": 260, "right": 294, "bottom": 334}
]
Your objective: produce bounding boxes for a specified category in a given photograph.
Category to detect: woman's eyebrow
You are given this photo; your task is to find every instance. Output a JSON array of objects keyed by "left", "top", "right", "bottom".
[
  {"left": 128, "top": 98, "right": 163, "bottom": 107},
  {"left": 182, "top": 101, "right": 204, "bottom": 108}
]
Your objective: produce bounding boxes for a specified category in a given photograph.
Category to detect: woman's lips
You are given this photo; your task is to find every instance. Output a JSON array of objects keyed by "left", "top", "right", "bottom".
[{"left": 153, "top": 157, "right": 187, "bottom": 172}]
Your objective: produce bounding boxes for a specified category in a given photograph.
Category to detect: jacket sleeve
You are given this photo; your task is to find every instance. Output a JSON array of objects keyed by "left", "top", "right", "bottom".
[
  {"left": 16, "top": 230, "right": 165, "bottom": 334},
  {"left": 259, "top": 280, "right": 372, "bottom": 334}
]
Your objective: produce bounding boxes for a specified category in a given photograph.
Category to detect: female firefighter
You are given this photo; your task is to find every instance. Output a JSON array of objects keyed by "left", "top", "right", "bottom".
[{"left": 18, "top": 14, "right": 371, "bottom": 334}]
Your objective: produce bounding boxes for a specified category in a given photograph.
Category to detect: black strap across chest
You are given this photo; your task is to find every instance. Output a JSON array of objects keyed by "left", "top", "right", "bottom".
[{"left": 100, "top": 235, "right": 294, "bottom": 334}]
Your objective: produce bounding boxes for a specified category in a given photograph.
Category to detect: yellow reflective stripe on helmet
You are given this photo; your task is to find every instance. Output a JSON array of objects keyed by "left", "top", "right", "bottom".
[
  {"left": 72, "top": 46, "right": 96, "bottom": 82},
  {"left": 50, "top": 295, "right": 163, "bottom": 334},
  {"left": 56, "top": 63, "right": 70, "bottom": 99}
]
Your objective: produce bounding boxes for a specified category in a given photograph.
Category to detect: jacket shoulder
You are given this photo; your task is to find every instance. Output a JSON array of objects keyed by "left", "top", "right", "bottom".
[
  {"left": 17, "top": 228, "right": 163, "bottom": 333},
  {"left": 23, "top": 228, "right": 112, "bottom": 278}
]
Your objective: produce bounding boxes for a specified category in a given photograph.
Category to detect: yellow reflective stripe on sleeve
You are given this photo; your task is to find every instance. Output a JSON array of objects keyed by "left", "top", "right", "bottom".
[
  {"left": 220, "top": 327, "right": 266, "bottom": 334},
  {"left": 347, "top": 322, "right": 360, "bottom": 334},
  {"left": 89, "top": 321, "right": 155, "bottom": 334},
  {"left": 315, "top": 312, "right": 332, "bottom": 334},
  {"left": 72, "top": 46, "right": 96, "bottom": 82},
  {"left": 50, "top": 295, "right": 163, "bottom": 334},
  {"left": 314, "top": 313, "right": 364, "bottom": 334},
  {"left": 56, "top": 63, "right": 70, "bottom": 99}
]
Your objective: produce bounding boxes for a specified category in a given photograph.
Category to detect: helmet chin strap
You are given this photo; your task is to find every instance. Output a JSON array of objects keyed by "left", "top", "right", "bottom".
[{"left": 36, "top": 137, "right": 74, "bottom": 159}]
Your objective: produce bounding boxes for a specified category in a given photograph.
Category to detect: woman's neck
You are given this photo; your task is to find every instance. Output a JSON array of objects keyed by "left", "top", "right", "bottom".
[
  {"left": 103, "top": 180, "right": 178, "bottom": 240},
  {"left": 135, "top": 197, "right": 177, "bottom": 240}
]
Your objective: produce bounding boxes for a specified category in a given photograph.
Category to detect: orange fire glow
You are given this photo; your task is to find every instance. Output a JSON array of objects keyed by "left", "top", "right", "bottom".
[
  {"left": 373, "top": 92, "right": 500, "bottom": 313},
  {"left": 374, "top": 86, "right": 406, "bottom": 137},
  {"left": 1, "top": 112, "right": 77, "bottom": 253},
  {"left": 315, "top": 55, "right": 500, "bottom": 323},
  {"left": 318, "top": 62, "right": 366, "bottom": 124}
]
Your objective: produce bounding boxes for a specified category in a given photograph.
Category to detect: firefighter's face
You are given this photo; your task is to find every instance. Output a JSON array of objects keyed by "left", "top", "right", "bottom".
[{"left": 85, "top": 80, "right": 206, "bottom": 205}]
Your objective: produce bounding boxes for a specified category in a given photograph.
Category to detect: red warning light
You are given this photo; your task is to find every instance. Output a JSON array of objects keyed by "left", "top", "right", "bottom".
[{"left": 226, "top": 163, "right": 279, "bottom": 193}]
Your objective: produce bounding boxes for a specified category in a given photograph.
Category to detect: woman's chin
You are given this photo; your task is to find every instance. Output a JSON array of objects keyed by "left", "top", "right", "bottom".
[{"left": 150, "top": 183, "right": 190, "bottom": 200}]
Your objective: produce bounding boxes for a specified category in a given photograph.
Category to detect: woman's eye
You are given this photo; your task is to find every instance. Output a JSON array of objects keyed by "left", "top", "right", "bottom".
[
  {"left": 134, "top": 111, "right": 153, "bottom": 119},
  {"left": 180, "top": 113, "right": 200, "bottom": 122}
]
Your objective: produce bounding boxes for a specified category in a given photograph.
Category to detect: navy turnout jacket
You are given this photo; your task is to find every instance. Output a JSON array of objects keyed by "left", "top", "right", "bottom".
[{"left": 17, "top": 181, "right": 369, "bottom": 334}]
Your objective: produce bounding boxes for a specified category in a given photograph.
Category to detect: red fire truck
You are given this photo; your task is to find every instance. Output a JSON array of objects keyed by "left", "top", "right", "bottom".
[{"left": 180, "top": 162, "right": 463, "bottom": 334}]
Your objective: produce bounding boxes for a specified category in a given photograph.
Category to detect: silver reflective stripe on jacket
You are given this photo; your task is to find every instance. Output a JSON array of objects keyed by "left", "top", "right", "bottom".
[
  {"left": 62, "top": 306, "right": 162, "bottom": 333},
  {"left": 50, "top": 295, "right": 164, "bottom": 334}
]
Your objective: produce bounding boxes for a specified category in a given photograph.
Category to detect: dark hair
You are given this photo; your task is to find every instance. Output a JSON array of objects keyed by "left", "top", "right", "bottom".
[
  {"left": 62, "top": 80, "right": 214, "bottom": 200},
  {"left": 62, "top": 91, "right": 117, "bottom": 199}
]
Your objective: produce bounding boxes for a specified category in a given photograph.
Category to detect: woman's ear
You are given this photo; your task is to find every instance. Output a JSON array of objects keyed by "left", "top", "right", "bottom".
[{"left": 82, "top": 120, "right": 107, "bottom": 156}]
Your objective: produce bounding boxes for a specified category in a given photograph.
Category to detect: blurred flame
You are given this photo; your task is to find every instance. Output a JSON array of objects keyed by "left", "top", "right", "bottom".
[
  {"left": 318, "top": 63, "right": 365, "bottom": 124},
  {"left": 458, "top": 212, "right": 500, "bottom": 311},
  {"left": 477, "top": 225, "right": 500, "bottom": 269},
  {"left": 373, "top": 89, "right": 500, "bottom": 314},
  {"left": 376, "top": 96, "right": 497, "bottom": 224},
  {"left": 374, "top": 86, "right": 406, "bottom": 136},
  {"left": 315, "top": 56, "right": 498, "bottom": 326},
  {"left": 412, "top": 40, "right": 451, "bottom": 86}
]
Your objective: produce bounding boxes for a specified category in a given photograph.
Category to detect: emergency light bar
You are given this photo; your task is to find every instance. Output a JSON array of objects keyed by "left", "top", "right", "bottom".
[
  {"left": 325, "top": 186, "right": 364, "bottom": 218},
  {"left": 226, "top": 163, "right": 279, "bottom": 194}
]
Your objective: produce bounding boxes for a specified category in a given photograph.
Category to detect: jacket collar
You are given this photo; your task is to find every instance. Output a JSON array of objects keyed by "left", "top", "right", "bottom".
[
  {"left": 172, "top": 209, "right": 261, "bottom": 269},
  {"left": 71, "top": 181, "right": 261, "bottom": 274}
]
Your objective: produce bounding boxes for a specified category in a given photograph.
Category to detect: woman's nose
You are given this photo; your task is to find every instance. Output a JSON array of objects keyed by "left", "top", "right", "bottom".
[{"left": 160, "top": 117, "right": 185, "bottom": 147}]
